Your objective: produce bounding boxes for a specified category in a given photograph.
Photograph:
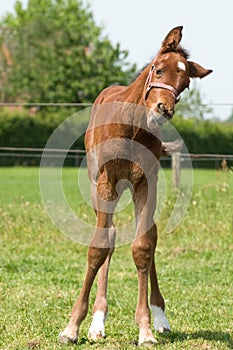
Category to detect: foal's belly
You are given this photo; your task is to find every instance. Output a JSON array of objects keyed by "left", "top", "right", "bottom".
[{"left": 104, "top": 158, "right": 156, "bottom": 187}]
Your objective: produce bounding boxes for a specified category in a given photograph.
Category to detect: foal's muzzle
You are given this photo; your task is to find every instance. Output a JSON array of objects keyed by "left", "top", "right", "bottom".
[
  {"left": 157, "top": 102, "right": 174, "bottom": 119},
  {"left": 147, "top": 103, "right": 174, "bottom": 130}
]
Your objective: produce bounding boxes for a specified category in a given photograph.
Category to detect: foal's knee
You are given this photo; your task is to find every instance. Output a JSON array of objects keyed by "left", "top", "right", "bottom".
[
  {"left": 132, "top": 234, "right": 153, "bottom": 270},
  {"left": 88, "top": 247, "right": 110, "bottom": 271}
]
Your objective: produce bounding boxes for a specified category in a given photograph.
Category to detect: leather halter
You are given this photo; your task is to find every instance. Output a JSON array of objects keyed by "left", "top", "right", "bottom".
[{"left": 144, "top": 65, "right": 180, "bottom": 102}]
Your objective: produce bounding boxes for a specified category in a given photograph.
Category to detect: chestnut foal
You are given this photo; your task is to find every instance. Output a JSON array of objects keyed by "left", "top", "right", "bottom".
[{"left": 60, "top": 26, "right": 212, "bottom": 346}]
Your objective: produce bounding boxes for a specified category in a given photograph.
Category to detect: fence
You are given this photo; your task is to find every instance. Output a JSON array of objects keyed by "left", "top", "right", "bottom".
[
  {"left": 0, "top": 146, "right": 232, "bottom": 191},
  {"left": 0, "top": 146, "right": 232, "bottom": 167},
  {"left": 0, "top": 147, "right": 86, "bottom": 167},
  {"left": 0, "top": 102, "right": 233, "bottom": 173},
  {"left": 170, "top": 152, "right": 233, "bottom": 188}
]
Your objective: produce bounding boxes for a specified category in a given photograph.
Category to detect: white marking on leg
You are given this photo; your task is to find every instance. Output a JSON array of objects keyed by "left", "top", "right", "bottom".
[
  {"left": 150, "top": 305, "right": 171, "bottom": 333},
  {"left": 88, "top": 310, "right": 106, "bottom": 341},
  {"left": 178, "top": 61, "right": 186, "bottom": 71}
]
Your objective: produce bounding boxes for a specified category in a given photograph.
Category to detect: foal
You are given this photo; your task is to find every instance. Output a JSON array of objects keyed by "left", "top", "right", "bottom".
[{"left": 60, "top": 26, "right": 212, "bottom": 346}]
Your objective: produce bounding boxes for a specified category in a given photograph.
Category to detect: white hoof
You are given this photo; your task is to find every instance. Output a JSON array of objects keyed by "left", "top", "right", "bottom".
[
  {"left": 88, "top": 310, "right": 106, "bottom": 341},
  {"left": 59, "top": 326, "right": 78, "bottom": 343},
  {"left": 150, "top": 305, "right": 171, "bottom": 333},
  {"left": 138, "top": 328, "right": 156, "bottom": 346}
]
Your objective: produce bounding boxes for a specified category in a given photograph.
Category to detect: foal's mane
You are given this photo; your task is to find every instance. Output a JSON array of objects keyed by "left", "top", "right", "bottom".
[{"left": 171, "top": 46, "right": 190, "bottom": 59}]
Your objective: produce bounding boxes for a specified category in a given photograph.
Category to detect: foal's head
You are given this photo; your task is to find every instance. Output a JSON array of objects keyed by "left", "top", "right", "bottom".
[{"left": 144, "top": 26, "right": 212, "bottom": 129}]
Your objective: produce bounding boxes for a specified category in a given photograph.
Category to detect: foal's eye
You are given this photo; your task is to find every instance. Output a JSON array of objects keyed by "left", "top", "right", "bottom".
[{"left": 156, "top": 69, "right": 163, "bottom": 75}]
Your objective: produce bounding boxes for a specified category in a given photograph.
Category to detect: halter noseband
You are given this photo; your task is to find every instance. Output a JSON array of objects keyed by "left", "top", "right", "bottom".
[
  {"left": 145, "top": 82, "right": 179, "bottom": 101},
  {"left": 144, "top": 65, "right": 180, "bottom": 102}
]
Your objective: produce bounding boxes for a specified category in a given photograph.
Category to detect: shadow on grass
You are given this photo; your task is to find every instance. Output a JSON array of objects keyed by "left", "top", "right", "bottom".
[
  {"left": 161, "top": 330, "right": 233, "bottom": 349},
  {"left": 69, "top": 331, "right": 233, "bottom": 349}
]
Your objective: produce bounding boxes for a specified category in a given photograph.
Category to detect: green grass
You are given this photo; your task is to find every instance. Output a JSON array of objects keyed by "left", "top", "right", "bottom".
[{"left": 0, "top": 167, "right": 233, "bottom": 349}]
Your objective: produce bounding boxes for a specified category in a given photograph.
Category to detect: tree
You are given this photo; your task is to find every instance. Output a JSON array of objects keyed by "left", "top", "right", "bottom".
[
  {"left": 0, "top": 0, "right": 136, "bottom": 103},
  {"left": 175, "top": 82, "right": 213, "bottom": 119},
  {"left": 226, "top": 108, "right": 233, "bottom": 124}
]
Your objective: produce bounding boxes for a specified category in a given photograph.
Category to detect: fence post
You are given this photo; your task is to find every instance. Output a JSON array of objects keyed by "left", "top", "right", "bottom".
[
  {"left": 162, "top": 140, "right": 182, "bottom": 190},
  {"left": 172, "top": 152, "right": 181, "bottom": 190}
]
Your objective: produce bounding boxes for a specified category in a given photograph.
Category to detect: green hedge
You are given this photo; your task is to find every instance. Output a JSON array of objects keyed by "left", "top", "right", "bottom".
[
  {"left": 163, "top": 116, "right": 233, "bottom": 168},
  {"left": 171, "top": 116, "right": 233, "bottom": 154},
  {"left": 0, "top": 109, "right": 233, "bottom": 167},
  {"left": 0, "top": 108, "right": 89, "bottom": 166}
]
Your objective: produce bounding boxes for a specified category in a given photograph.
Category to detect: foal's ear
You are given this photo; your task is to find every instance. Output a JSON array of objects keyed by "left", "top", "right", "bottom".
[
  {"left": 188, "top": 61, "right": 213, "bottom": 78},
  {"left": 160, "top": 26, "right": 183, "bottom": 53}
]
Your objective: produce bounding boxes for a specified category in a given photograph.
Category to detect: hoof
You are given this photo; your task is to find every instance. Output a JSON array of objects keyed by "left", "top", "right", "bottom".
[
  {"left": 138, "top": 329, "right": 156, "bottom": 346},
  {"left": 157, "top": 326, "right": 171, "bottom": 334},
  {"left": 88, "top": 310, "right": 106, "bottom": 342},
  {"left": 88, "top": 330, "right": 105, "bottom": 342},
  {"left": 139, "top": 338, "right": 157, "bottom": 347},
  {"left": 59, "top": 330, "right": 78, "bottom": 344},
  {"left": 139, "top": 339, "right": 157, "bottom": 347}
]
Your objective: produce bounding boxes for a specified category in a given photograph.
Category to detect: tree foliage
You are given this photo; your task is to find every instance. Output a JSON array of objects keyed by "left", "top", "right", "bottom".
[
  {"left": 226, "top": 108, "right": 233, "bottom": 124},
  {"left": 0, "top": 0, "right": 136, "bottom": 103},
  {"left": 175, "top": 82, "right": 213, "bottom": 119}
]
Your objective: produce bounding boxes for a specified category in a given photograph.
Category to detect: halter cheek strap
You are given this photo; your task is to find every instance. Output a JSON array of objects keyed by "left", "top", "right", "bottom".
[{"left": 144, "top": 66, "right": 180, "bottom": 102}]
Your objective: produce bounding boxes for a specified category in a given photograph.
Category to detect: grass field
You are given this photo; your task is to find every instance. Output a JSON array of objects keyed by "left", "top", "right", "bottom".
[{"left": 0, "top": 167, "right": 232, "bottom": 349}]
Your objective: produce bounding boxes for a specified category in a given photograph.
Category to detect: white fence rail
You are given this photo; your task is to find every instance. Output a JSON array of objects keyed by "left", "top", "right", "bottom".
[
  {"left": 0, "top": 147, "right": 232, "bottom": 164},
  {"left": 0, "top": 147, "right": 232, "bottom": 159},
  {"left": 1, "top": 147, "right": 232, "bottom": 188}
]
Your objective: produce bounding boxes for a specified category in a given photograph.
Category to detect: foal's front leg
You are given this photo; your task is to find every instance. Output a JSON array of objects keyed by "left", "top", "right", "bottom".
[
  {"left": 59, "top": 241, "right": 110, "bottom": 343},
  {"left": 132, "top": 176, "right": 162, "bottom": 345},
  {"left": 150, "top": 225, "right": 171, "bottom": 333},
  {"left": 132, "top": 184, "right": 157, "bottom": 345},
  {"left": 88, "top": 224, "right": 116, "bottom": 341},
  {"left": 132, "top": 229, "right": 156, "bottom": 345},
  {"left": 59, "top": 171, "right": 118, "bottom": 344},
  {"left": 59, "top": 214, "right": 113, "bottom": 344}
]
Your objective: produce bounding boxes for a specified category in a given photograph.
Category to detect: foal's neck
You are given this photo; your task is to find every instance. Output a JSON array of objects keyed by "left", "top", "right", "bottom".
[{"left": 127, "top": 64, "right": 151, "bottom": 104}]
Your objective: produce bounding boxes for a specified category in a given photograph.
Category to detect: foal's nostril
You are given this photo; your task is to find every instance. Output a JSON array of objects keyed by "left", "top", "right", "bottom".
[
  {"left": 157, "top": 102, "right": 174, "bottom": 120},
  {"left": 157, "top": 103, "right": 165, "bottom": 112}
]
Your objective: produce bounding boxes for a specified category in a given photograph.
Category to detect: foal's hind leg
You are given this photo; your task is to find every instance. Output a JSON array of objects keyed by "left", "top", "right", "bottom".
[
  {"left": 150, "top": 225, "right": 171, "bottom": 333},
  {"left": 88, "top": 224, "right": 116, "bottom": 341}
]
